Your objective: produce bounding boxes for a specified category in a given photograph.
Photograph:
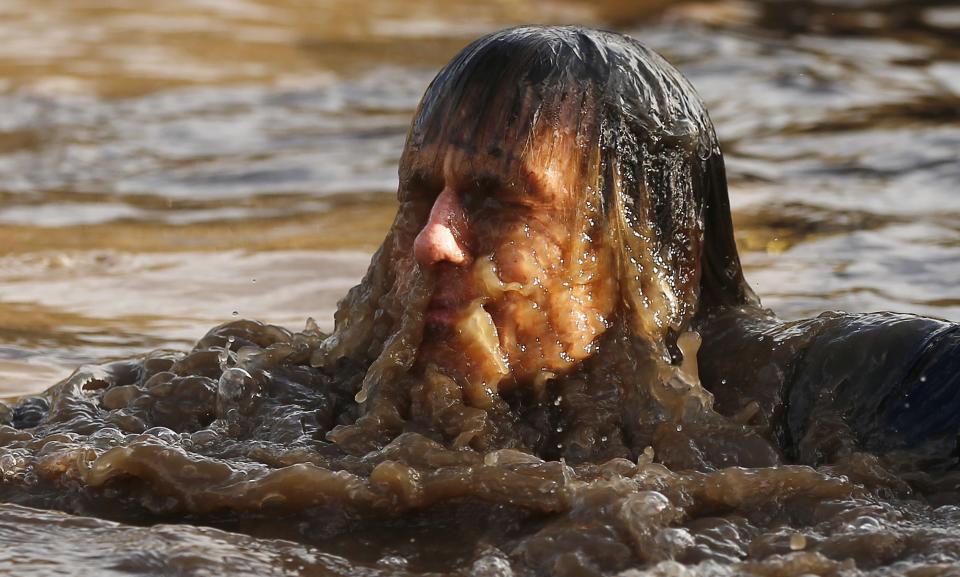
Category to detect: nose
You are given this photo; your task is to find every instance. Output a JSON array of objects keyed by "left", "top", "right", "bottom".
[{"left": 413, "top": 187, "right": 470, "bottom": 267}]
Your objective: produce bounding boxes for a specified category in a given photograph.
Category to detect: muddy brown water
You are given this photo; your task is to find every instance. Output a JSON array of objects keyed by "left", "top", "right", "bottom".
[{"left": 1, "top": 1, "right": 959, "bottom": 575}]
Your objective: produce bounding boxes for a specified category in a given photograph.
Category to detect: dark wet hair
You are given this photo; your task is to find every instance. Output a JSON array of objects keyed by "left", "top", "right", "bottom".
[{"left": 402, "top": 26, "right": 757, "bottom": 339}]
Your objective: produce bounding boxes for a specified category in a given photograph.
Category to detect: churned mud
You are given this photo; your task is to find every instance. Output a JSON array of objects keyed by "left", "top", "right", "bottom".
[{"left": 2, "top": 318, "right": 959, "bottom": 576}]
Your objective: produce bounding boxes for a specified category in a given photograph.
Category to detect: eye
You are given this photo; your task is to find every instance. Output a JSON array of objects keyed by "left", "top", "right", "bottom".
[
  {"left": 399, "top": 171, "right": 442, "bottom": 203},
  {"left": 461, "top": 174, "right": 532, "bottom": 214},
  {"left": 463, "top": 194, "right": 505, "bottom": 215}
]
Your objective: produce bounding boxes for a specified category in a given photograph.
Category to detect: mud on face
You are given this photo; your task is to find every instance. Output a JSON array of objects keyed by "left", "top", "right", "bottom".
[{"left": 407, "top": 137, "right": 618, "bottom": 405}]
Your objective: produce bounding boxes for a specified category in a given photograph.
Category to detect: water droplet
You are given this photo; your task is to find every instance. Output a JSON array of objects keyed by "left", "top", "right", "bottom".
[
  {"left": 232, "top": 310, "right": 239, "bottom": 317},
  {"left": 251, "top": 278, "right": 257, "bottom": 284},
  {"left": 556, "top": 426, "right": 563, "bottom": 433},
  {"left": 789, "top": 533, "right": 806, "bottom": 551},
  {"left": 919, "top": 375, "right": 927, "bottom": 382},
  {"left": 554, "top": 396, "right": 562, "bottom": 406},
  {"left": 600, "top": 436, "right": 608, "bottom": 443},
  {"left": 676, "top": 424, "right": 683, "bottom": 432}
]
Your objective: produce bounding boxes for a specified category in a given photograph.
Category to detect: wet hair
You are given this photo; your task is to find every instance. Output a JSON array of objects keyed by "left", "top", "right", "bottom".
[
  {"left": 402, "top": 26, "right": 758, "bottom": 340},
  {"left": 312, "top": 26, "right": 759, "bottom": 452}
]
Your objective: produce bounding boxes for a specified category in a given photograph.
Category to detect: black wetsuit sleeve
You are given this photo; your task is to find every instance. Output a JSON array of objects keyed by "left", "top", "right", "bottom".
[{"left": 786, "top": 312, "right": 960, "bottom": 462}]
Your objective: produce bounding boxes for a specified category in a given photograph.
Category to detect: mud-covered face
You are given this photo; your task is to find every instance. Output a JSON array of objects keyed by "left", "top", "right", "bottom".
[{"left": 402, "top": 137, "right": 617, "bottom": 406}]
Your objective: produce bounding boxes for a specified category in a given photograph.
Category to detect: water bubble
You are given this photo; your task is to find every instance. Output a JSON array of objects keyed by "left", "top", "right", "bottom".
[
  {"left": 920, "top": 375, "right": 927, "bottom": 382},
  {"left": 218, "top": 367, "right": 253, "bottom": 402},
  {"left": 0, "top": 453, "right": 20, "bottom": 476},
  {"left": 620, "top": 491, "right": 673, "bottom": 526},
  {"left": 142, "top": 427, "right": 178, "bottom": 444},
  {"left": 850, "top": 516, "right": 883, "bottom": 531},
  {"left": 554, "top": 396, "right": 562, "bottom": 406},
  {"left": 600, "top": 436, "right": 608, "bottom": 443}
]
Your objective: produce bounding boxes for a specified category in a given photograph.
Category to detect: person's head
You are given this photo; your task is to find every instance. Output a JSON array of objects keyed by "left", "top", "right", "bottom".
[
  {"left": 315, "top": 26, "right": 755, "bottom": 416},
  {"left": 400, "top": 26, "right": 755, "bottom": 398}
]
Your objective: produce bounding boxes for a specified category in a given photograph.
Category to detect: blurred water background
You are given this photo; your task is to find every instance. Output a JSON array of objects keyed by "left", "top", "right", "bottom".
[{"left": 0, "top": 0, "right": 957, "bottom": 396}]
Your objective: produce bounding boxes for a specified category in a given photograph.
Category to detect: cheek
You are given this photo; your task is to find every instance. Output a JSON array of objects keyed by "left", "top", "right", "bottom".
[
  {"left": 546, "top": 244, "right": 618, "bottom": 357},
  {"left": 493, "top": 246, "right": 538, "bottom": 285},
  {"left": 491, "top": 227, "right": 562, "bottom": 285},
  {"left": 494, "top": 293, "right": 566, "bottom": 380},
  {"left": 546, "top": 291, "right": 602, "bottom": 359},
  {"left": 477, "top": 219, "right": 616, "bottom": 382},
  {"left": 493, "top": 294, "right": 544, "bottom": 352}
]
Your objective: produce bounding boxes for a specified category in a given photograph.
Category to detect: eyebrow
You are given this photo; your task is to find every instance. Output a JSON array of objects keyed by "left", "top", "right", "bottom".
[
  {"left": 468, "top": 171, "right": 511, "bottom": 194},
  {"left": 403, "top": 163, "right": 514, "bottom": 194},
  {"left": 402, "top": 168, "right": 442, "bottom": 192},
  {"left": 403, "top": 149, "right": 550, "bottom": 200},
  {"left": 485, "top": 145, "right": 522, "bottom": 163}
]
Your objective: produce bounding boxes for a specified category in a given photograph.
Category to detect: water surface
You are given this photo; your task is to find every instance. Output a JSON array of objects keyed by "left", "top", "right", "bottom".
[{"left": 0, "top": 0, "right": 958, "bottom": 575}]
